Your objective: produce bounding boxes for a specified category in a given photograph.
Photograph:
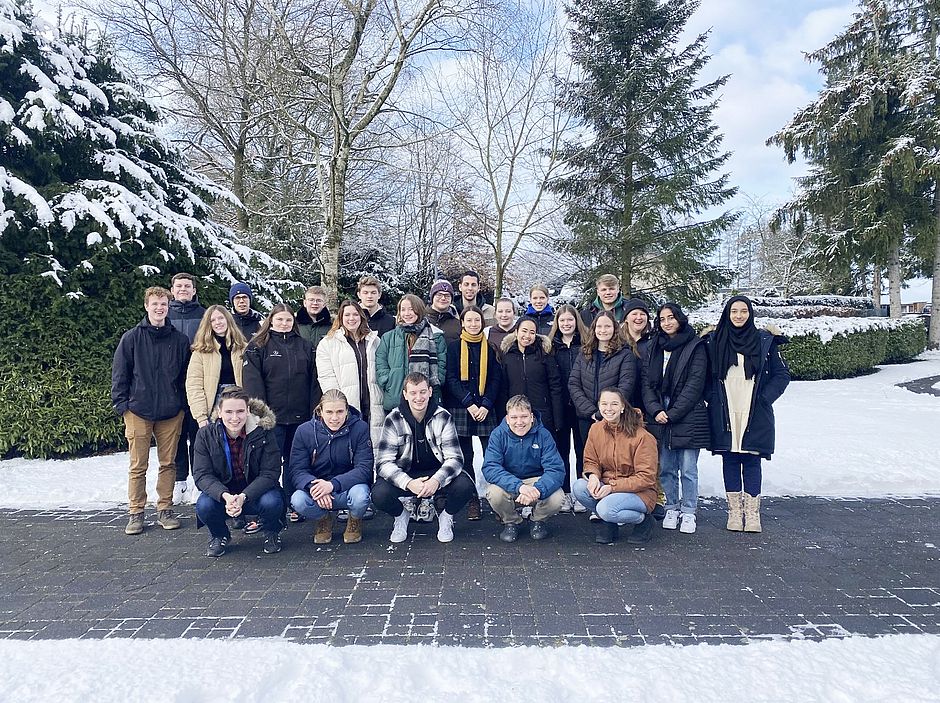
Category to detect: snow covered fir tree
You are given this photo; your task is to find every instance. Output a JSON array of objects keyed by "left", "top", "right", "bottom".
[
  {"left": 550, "top": 0, "right": 737, "bottom": 305},
  {"left": 0, "top": 0, "right": 282, "bottom": 457}
]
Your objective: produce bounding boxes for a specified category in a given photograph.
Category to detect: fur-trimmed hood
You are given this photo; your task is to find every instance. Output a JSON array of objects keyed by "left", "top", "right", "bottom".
[
  {"left": 500, "top": 331, "right": 554, "bottom": 355},
  {"left": 210, "top": 397, "right": 277, "bottom": 433}
]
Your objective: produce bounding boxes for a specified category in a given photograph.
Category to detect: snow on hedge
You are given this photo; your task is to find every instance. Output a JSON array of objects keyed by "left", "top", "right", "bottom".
[{"left": 688, "top": 310, "right": 924, "bottom": 344}]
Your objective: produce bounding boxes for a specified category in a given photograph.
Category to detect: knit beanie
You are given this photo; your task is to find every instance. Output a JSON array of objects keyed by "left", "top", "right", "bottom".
[
  {"left": 624, "top": 298, "right": 650, "bottom": 317},
  {"left": 229, "top": 282, "right": 253, "bottom": 305}
]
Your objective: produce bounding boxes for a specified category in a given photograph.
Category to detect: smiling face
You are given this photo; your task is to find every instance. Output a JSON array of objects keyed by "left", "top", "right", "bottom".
[
  {"left": 210, "top": 310, "right": 228, "bottom": 336},
  {"left": 529, "top": 289, "right": 548, "bottom": 311},
  {"left": 729, "top": 301, "right": 750, "bottom": 328},
  {"left": 593, "top": 316, "right": 615, "bottom": 345},
  {"left": 320, "top": 399, "right": 348, "bottom": 432},
  {"left": 462, "top": 310, "right": 483, "bottom": 335},
  {"left": 403, "top": 378, "right": 431, "bottom": 414},
  {"left": 304, "top": 291, "right": 326, "bottom": 316},
  {"left": 459, "top": 275, "right": 479, "bottom": 303},
  {"left": 271, "top": 311, "right": 294, "bottom": 333},
  {"left": 598, "top": 390, "right": 624, "bottom": 423},
  {"left": 507, "top": 406, "right": 534, "bottom": 437},
  {"left": 597, "top": 283, "right": 619, "bottom": 306},
  {"left": 219, "top": 397, "right": 248, "bottom": 435},
  {"left": 399, "top": 299, "right": 418, "bottom": 325},
  {"left": 659, "top": 308, "right": 679, "bottom": 337},
  {"left": 625, "top": 309, "right": 649, "bottom": 338},
  {"left": 171, "top": 278, "right": 195, "bottom": 302},
  {"left": 342, "top": 305, "right": 362, "bottom": 335},
  {"left": 145, "top": 294, "right": 169, "bottom": 326},
  {"left": 432, "top": 291, "right": 452, "bottom": 313},
  {"left": 516, "top": 320, "right": 537, "bottom": 348},
  {"left": 558, "top": 311, "right": 577, "bottom": 336},
  {"left": 495, "top": 300, "right": 515, "bottom": 329}
]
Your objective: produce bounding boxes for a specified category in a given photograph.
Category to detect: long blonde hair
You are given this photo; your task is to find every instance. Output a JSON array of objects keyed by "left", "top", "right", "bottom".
[{"left": 192, "top": 305, "right": 247, "bottom": 354}]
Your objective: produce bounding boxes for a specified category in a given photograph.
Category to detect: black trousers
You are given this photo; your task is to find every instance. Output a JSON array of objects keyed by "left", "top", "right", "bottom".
[
  {"left": 371, "top": 474, "right": 476, "bottom": 517},
  {"left": 556, "top": 405, "right": 586, "bottom": 492},
  {"left": 174, "top": 410, "right": 199, "bottom": 481}
]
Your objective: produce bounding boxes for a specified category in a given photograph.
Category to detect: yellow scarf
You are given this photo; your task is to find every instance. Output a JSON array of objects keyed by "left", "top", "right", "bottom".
[{"left": 460, "top": 330, "right": 488, "bottom": 397}]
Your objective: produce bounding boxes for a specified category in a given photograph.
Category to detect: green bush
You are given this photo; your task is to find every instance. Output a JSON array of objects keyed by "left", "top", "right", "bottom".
[{"left": 883, "top": 320, "right": 927, "bottom": 363}]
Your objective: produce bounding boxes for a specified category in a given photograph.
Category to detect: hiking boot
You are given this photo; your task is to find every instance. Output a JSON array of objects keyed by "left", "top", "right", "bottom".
[
  {"left": 437, "top": 511, "right": 455, "bottom": 543},
  {"left": 466, "top": 498, "right": 482, "bottom": 521},
  {"left": 679, "top": 513, "right": 697, "bottom": 534},
  {"left": 157, "top": 509, "right": 181, "bottom": 530},
  {"left": 726, "top": 491, "right": 744, "bottom": 531},
  {"left": 314, "top": 514, "right": 334, "bottom": 544},
  {"left": 343, "top": 516, "right": 363, "bottom": 544},
  {"left": 744, "top": 494, "right": 762, "bottom": 532},
  {"left": 594, "top": 520, "right": 618, "bottom": 544},
  {"left": 529, "top": 520, "right": 550, "bottom": 540},
  {"left": 499, "top": 523, "right": 519, "bottom": 543},
  {"left": 390, "top": 511, "right": 410, "bottom": 543},
  {"left": 206, "top": 536, "right": 229, "bottom": 558},
  {"left": 262, "top": 531, "right": 282, "bottom": 554},
  {"left": 662, "top": 509, "right": 680, "bottom": 530},
  {"left": 124, "top": 512, "right": 145, "bottom": 535},
  {"left": 626, "top": 513, "right": 654, "bottom": 544}
]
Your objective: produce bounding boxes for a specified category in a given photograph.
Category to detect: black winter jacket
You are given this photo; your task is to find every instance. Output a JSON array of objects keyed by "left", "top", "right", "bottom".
[
  {"left": 168, "top": 297, "right": 206, "bottom": 343},
  {"left": 111, "top": 317, "right": 191, "bottom": 421},
  {"left": 427, "top": 306, "right": 462, "bottom": 344},
  {"left": 704, "top": 328, "right": 790, "bottom": 457},
  {"left": 296, "top": 307, "right": 332, "bottom": 349},
  {"left": 232, "top": 308, "right": 263, "bottom": 339},
  {"left": 568, "top": 345, "right": 637, "bottom": 420},
  {"left": 500, "top": 334, "right": 564, "bottom": 432},
  {"left": 367, "top": 308, "right": 396, "bottom": 337},
  {"left": 192, "top": 399, "right": 281, "bottom": 505},
  {"left": 630, "top": 335, "right": 652, "bottom": 413},
  {"left": 641, "top": 333, "right": 710, "bottom": 450},
  {"left": 243, "top": 330, "right": 316, "bottom": 425},
  {"left": 552, "top": 334, "right": 582, "bottom": 412}
]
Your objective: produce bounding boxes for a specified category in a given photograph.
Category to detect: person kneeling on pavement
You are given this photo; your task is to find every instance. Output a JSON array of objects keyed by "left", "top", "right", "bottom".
[
  {"left": 573, "top": 388, "right": 657, "bottom": 545},
  {"left": 288, "top": 389, "right": 374, "bottom": 545},
  {"left": 373, "top": 372, "right": 475, "bottom": 544},
  {"left": 482, "top": 394, "right": 566, "bottom": 543},
  {"left": 192, "top": 387, "right": 285, "bottom": 556}
]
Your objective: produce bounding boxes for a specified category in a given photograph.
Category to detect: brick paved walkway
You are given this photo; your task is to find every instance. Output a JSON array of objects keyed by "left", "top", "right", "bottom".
[{"left": 0, "top": 498, "right": 937, "bottom": 646}]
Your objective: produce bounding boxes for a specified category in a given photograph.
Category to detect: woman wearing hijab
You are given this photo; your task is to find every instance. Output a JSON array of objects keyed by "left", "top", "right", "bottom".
[
  {"left": 703, "top": 296, "right": 790, "bottom": 533},
  {"left": 640, "top": 303, "right": 710, "bottom": 535}
]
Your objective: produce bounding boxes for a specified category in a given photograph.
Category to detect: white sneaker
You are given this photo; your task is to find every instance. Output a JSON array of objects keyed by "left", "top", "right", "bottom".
[
  {"left": 662, "top": 509, "right": 680, "bottom": 530},
  {"left": 559, "top": 494, "right": 573, "bottom": 513},
  {"left": 437, "top": 511, "right": 455, "bottom": 543},
  {"left": 572, "top": 497, "right": 588, "bottom": 514},
  {"left": 172, "top": 480, "right": 187, "bottom": 505},
  {"left": 390, "top": 511, "right": 410, "bottom": 543},
  {"left": 679, "top": 513, "right": 697, "bottom": 534}
]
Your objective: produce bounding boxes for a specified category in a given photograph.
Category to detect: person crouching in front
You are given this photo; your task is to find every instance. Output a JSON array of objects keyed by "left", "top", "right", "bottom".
[
  {"left": 288, "top": 389, "right": 374, "bottom": 544},
  {"left": 192, "top": 386, "right": 285, "bottom": 557}
]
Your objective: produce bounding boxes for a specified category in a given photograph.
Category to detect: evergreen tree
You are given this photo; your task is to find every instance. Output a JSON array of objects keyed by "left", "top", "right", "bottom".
[
  {"left": 0, "top": 0, "right": 284, "bottom": 457},
  {"left": 550, "top": 0, "right": 736, "bottom": 305}
]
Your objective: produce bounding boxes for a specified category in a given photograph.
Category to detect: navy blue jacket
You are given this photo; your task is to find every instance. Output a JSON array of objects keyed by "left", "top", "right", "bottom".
[
  {"left": 167, "top": 297, "right": 206, "bottom": 343},
  {"left": 111, "top": 317, "right": 191, "bottom": 421},
  {"left": 704, "top": 329, "right": 790, "bottom": 457},
  {"left": 482, "top": 416, "right": 565, "bottom": 498},
  {"left": 288, "top": 408, "right": 374, "bottom": 494}
]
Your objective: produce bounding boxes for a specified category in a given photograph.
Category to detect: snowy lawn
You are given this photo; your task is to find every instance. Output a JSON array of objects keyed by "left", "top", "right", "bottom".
[
  {"left": 1, "top": 635, "right": 938, "bottom": 702},
  {"left": 1, "top": 353, "right": 938, "bottom": 509}
]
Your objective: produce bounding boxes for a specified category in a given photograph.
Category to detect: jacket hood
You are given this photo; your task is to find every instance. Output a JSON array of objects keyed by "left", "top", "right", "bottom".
[
  {"left": 169, "top": 296, "right": 202, "bottom": 311},
  {"left": 313, "top": 404, "right": 365, "bottom": 435},
  {"left": 501, "top": 331, "right": 553, "bottom": 355},
  {"left": 210, "top": 397, "right": 277, "bottom": 432}
]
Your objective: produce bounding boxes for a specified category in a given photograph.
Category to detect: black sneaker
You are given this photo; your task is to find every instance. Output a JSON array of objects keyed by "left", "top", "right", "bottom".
[
  {"left": 529, "top": 520, "right": 551, "bottom": 540},
  {"left": 595, "top": 521, "right": 618, "bottom": 544},
  {"left": 262, "top": 531, "right": 282, "bottom": 554},
  {"left": 499, "top": 523, "right": 519, "bottom": 543},
  {"left": 652, "top": 504, "right": 666, "bottom": 521},
  {"left": 206, "top": 536, "right": 229, "bottom": 557},
  {"left": 627, "top": 513, "right": 654, "bottom": 544},
  {"left": 232, "top": 516, "right": 246, "bottom": 530}
]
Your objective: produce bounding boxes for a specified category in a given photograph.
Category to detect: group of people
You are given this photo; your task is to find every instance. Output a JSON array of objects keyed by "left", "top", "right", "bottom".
[{"left": 111, "top": 270, "right": 790, "bottom": 557}]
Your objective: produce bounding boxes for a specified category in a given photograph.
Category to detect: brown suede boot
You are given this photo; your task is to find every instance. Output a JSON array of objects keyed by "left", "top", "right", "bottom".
[
  {"left": 314, "top": 514, "right": 334, "bottom": 544},
  {"left": 343, "top": 516, "right": 363, "bottom": 544},
  {"left": 726, "top": 492, "right": 744, "bottom": 531},
  {"left": 743, "top": 494, "right": 762, "bottom": 533}
]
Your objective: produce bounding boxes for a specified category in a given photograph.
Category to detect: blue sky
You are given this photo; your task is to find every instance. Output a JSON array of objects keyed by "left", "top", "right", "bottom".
[{"left": 682, "top": 0, "right": 858, "bottom": 214}]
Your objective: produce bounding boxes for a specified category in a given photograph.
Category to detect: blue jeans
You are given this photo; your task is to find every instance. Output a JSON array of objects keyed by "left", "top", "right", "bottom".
[
  {"left": 659, "top": 446, "right": 700, "bottom": 514},
  {"left": 196, "top": 488, "right": 284, "bottom": 539},
  {"left": 290, "top": 483, "right": 371, "bottom": 520},
  {"left": 571, "top": 479, "right": 647, "bottom": 525}
]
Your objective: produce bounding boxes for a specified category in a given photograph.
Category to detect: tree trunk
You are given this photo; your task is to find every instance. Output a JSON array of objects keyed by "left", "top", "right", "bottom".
[
  {"left": 320, "top": 142, "right": 349, "bottom": 301},
  {"left": 887, "top": 238, "right": 902, "bottom": 318},
  {"left": 872, "top": 264, "right": 882, "bottom": 316},
  {"left": 930, "top": 182, "right": 940, "bottom": 349},
  {"left": 232, "top": 146, "right": 249, "bottom": 233}
]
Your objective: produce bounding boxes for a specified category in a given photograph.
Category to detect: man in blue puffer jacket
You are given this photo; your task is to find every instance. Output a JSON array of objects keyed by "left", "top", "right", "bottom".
[
  {"left": 482, "top": 394, "right": 565, "bottom": 543},
  {"left": 288, "top": 389, "right": 374, "bottom": 545}
]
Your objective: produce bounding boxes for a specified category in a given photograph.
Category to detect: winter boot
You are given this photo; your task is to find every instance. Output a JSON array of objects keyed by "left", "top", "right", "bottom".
[
  {"left": 124, "top": 512, "right": 145, "bottom": 536},
  {"left": 744, "top": 494, "right": 762, "bottom": 533},
  {"left": 626, "top": 513, "right": 654, "bottom": 544},
  {"left": 594, "top": 521, "right": 618, "bottom": 544},
  {"left": 343, "top": 516, "right": 363, "bottom": 544},
  {"left": 314, "top": 514, "right": 335, "bottom": 544},
  {"left": 157, "top": 509, "right": 181, "bottom": 530},
  {"left": 726, "top": 491, "right": 744, "bottom": 531}
]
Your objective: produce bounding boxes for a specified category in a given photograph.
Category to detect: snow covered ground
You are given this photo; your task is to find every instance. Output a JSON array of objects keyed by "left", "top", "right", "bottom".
[
  {"left": 1, "top": 353, "right": 939, "bottom": 509},
  {"left": 1, "top": 635, "right": 939, "bottom": 702}
]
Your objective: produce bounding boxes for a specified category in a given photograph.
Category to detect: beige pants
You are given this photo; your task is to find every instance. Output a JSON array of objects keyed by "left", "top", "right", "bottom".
[
  {"left": 124, "top": 410, "right": 184, "bottom": 513},
  {"left": 486, "top": 477, "right": 564, "bottom": 525}
]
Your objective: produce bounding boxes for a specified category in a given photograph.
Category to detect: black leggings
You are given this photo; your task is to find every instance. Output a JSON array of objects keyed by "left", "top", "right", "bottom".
[
  {"left": 371, "top": 475, "right": 477, "bottom": 517},
  {"left": 555, "top": 406, "right": 586, "bottom": 492},
  {"left": 721, "top": 452, "right": 762, "bottom": 496}
]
